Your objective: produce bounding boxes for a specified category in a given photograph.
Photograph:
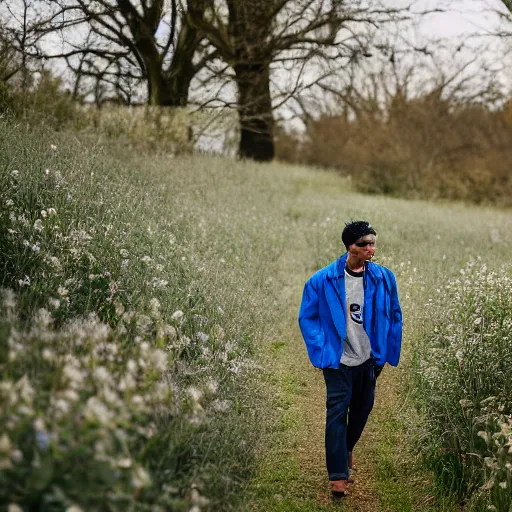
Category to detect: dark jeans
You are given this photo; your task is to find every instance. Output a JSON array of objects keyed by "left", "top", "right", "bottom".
[{"left": 322, "top": 358, "right": 376, "bottom": 480}]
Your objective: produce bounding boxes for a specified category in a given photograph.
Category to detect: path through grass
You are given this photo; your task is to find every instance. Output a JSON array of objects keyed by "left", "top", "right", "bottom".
[{"left": 244, "top": 166, "right": 511, "bottom": 512}]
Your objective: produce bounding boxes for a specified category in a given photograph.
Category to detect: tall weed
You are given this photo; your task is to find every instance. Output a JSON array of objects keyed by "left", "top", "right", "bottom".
[{"left": 413, "top": 261, "right": 512, "bottom": 511}]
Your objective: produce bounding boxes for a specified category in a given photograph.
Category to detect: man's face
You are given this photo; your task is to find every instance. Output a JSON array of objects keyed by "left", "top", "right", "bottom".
[{"left": 348, "top": 234, "right": 376, "bottom": 261}]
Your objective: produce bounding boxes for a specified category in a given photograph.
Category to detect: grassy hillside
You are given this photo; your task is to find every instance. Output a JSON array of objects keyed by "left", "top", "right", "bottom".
[{"left": 1, "top": 119, "right": 511, "bottom": 511}]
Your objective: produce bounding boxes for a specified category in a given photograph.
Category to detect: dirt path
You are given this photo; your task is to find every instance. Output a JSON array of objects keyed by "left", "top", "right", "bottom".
[
  {"left": 247, "top": 226, "right": 445, "bottom": 512},
  {"left": 278, "top": 319, "right": 391, "bottom": 511}
]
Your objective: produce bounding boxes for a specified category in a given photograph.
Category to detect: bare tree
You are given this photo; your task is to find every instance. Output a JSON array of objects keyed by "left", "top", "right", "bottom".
[
  {"left": 0, "top": 0, "right": 50, "bottom": 90},
  {"left": 0, "top": 22, "right": 21, "bottom": 83},
  {"left": 8, "top": 0, "right": 216, "bottom": 106},
  {"left": 188, "top": 0, "right": 407, "bottom": 161}
]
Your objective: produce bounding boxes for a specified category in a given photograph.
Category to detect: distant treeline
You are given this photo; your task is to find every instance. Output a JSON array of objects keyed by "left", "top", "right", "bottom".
[
  {"left": 2, "top": 70, "right": 512, "bottom": 207},
  {"left": 276, "top": 92, "right": 512, "bottom": 207}
]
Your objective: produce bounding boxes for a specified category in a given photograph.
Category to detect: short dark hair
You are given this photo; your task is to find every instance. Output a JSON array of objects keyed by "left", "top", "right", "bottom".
[{"left": 342, "top": 221, "right": 377, "bottom": 249}]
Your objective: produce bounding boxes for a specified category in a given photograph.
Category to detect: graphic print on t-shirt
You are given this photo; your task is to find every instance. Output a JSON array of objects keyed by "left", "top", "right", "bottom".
[{"left": 349, "top": 303, "right": 363, "bottom": 324}]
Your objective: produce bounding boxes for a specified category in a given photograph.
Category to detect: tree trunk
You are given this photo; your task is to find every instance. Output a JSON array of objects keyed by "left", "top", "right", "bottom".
[
  {"left": 147, "top": 64, "right": 173, "bottom": 106},
  {"left": 164, "top": 22, "right": 201, "bottom": 107},
  {"left": 235, "top": 61, "right": 274, "bottom": 161}
]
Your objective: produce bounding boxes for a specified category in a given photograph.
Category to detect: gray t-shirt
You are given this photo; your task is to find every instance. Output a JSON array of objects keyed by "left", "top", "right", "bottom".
[{"left": 340, "top": 267, "right": 372, "bottom": 366}]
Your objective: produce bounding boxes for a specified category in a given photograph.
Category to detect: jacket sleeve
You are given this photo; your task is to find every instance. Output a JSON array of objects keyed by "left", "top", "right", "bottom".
[
  {"left": 298, "top": 278, "right": 325, "bottom": 367},
  {"left": 385, "top": 270, "right": 402, "bottom": 366}
]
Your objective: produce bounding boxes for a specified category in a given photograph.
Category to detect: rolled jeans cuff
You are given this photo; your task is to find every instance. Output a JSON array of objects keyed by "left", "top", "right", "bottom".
[{"left": 328, "top": 472, "right": 349, "bottom": 481}]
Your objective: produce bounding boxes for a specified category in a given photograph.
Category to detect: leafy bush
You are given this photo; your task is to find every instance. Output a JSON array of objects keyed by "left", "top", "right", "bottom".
[
  {"left": 413, "top": 261, "right": 512, "bottom": 511},
  {"left": 0, "top": 295, "right": 185, "bottom": 511}
]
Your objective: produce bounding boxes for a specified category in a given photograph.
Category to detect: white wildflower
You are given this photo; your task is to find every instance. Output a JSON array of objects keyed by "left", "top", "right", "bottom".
[
  {"left": 135, "top": 315, "right": 152, "bottom": 334},
  {"left": 33, "top": 219, "right": 43, "bottom": 232},
  {"left": 152, "top": 381, "right": 170, "bottom": 401},
  {"left": 141, "top": 255, "right": 152, "bottom": 263},
  {"left": 114, "top": 301, "right": 125, "bottom": 316},
  {"left": 132, "top": 395, "right": 144, "bottom": 406},
  {"left": 42, "top": 348, "right": 55, "bottom": 361},
  {"left": 53, "top": 398, "right": 70, "bottom": 417},
  {"left": 63, "top": 389, "right": 80, "bottom": 402},
  {"left": 18, "top": 275, "right": 30, "bottom": 287},
  {"left": 0, "top": 434, "right": 12, "bottom": 454},
  {"left": 93, "top": 366, "right": 111, "bottom": 384},
  {"left": 8, "top": 505, "right": 24, "bottom": 512},
  {"left": 150, "top": 278, "right": 168, "bottom": 289},
  {"left": 126, "top": 359, "right": 137, "bottom": 374},
  {"left": 211, "top": 399, "right": 231, "bottom": 413},
  {"left": 117, "top": 457, "right": 132, "bottom": 468},
  {"left": 16, "top": 376, "right": 35, "bottom": 403},
  {"left": 206, "top": 379, "right": 218, "bottom": 394},
  {"left": 84, "top": 397, "right": 113, "bottom": 426},
  {"left": 191, "top": 488, "right": 210, "bottom": 506},
  {"left": 40, "top": 210, "right": 47, "bottom": 218},
  {"left": 66, "top": 506, "right": 84, "bottom": 512},
  {"left": 48, "top": 298, "right": 60, "bottom": 310},
  {"left": 188, "top": 387, "right": 202, "bottom": 402},
  {"left": 196, "top": 332, "right": 209, "bottom": 343},
  {"left": 50, "top": 144, "right": 57, "bottom": 151},
  {"left": 119, "top": 374, "right": 136, "bottom": 391},
  {"left": 120, "top": 249, "right": 129, "bottom": 258},
  {"left": 151, "top": 349, "right": 168, "bottom": 372},
  {"left": 1, "top": 289, "right": 16, "bottom": 309},
  {"left": 48, "top": 256, "right": 61, "bottom": 269},
  {"left": 171, "top": 310, "right": 184, "bottom": 323},
  {"left": 11, "top": 170, "right": 19, "bottom": 177},
  {"left": 499, "top": 481, "right": 507, "bottom": 489},
  {"left": 63, "top": 364, "right": 85, "bottom": 387},
  {"left": 131, "top": 465, "right": 151, "bottom": 489},
  {"left": 11, "top": 449, "right": 23, "bottom": 462},
  {"left": 149, "top": 297, "right": 161, "bottom": 316},
  {"left": 34, "top": 417, "right": 45, "bottom": 432}
]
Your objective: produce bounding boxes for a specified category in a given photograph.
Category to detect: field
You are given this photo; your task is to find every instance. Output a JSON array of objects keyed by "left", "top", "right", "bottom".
[{"left": 1, "top": 119, "right": 511, "bottom": 512}]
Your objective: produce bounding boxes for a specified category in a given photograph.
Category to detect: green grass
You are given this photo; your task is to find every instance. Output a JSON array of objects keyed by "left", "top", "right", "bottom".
[{"left": 1, "top": 119, "right": 511, "bottom": 511}]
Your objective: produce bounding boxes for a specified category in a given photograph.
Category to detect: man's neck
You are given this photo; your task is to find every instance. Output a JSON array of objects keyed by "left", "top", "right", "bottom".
[{"left": 346, "top": 254, "right": 365, "bottom": 272}]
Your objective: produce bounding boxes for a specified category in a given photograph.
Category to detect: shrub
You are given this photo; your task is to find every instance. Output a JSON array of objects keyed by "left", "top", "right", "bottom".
[
  {"left": 276, "top": 93, "right": 512, "bottom": 207},
  {"left": 0, "top": 294, "right": 185, "bottom": 511},
  {"left": 413, "top": 261, "right": 512, "bottom": 511}
]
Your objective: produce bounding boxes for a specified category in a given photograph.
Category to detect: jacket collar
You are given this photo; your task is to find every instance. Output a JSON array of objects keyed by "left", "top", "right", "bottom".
[{"left": 327, "top": 252, "right": 380, "bottom": 284}]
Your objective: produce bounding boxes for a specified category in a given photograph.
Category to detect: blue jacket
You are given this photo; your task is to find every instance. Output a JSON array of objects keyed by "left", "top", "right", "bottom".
[{"left": 298, "top": 253, "right": 402, "bottom": 369}]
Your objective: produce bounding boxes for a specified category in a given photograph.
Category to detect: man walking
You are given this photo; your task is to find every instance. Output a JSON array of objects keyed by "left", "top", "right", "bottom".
[{"left": 298, "top": 221, "right": 402, "bottom": 499}]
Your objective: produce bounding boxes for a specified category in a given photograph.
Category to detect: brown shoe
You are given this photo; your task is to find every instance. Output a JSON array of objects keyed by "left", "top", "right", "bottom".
[{"left": 330, "top": 479, "right": 349, "bottom": 499}]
